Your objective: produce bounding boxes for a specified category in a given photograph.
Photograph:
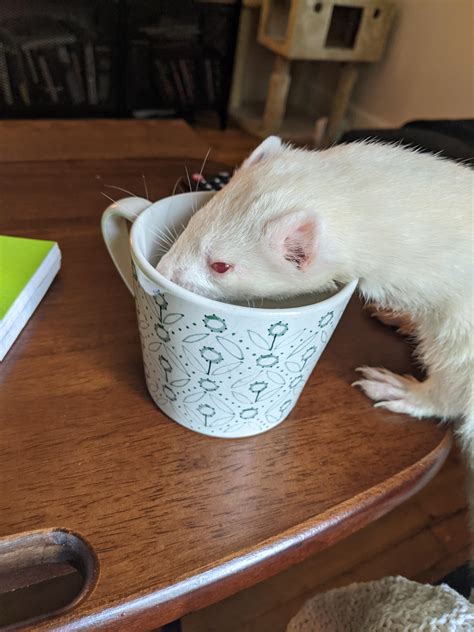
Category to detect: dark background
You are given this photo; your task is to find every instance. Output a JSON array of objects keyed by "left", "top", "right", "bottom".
[{"left": 0, "top": 0, "right": 241, "bottom": 126}]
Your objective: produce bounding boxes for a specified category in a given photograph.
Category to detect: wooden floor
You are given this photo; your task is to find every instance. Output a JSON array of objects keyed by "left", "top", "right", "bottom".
[{"left": 179, "top": 123, "right": 471, "bottom": 632}]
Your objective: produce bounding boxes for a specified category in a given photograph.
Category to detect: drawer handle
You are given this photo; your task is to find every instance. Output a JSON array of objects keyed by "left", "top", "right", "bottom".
[{"left": 0, "top": 528, "right": 99, "bottom": 629}]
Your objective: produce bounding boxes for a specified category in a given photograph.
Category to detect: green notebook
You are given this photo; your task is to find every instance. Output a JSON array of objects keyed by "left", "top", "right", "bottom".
[{"left": 0, "top": 235, "right": 61, "bottom": 360}]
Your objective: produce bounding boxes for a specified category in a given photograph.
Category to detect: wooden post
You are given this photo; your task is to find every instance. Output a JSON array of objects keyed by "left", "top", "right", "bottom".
[
  {"left": 229, "top": 5, "right": 254, "bottom": 113},
  {"left": 262, "top": 55, "right": 291, "bottom": 136},
  {"left": 321, "top": 62, "right": 360, "bottom": 147}
]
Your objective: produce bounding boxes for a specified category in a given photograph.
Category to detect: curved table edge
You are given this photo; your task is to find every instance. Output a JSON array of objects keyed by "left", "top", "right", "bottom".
[{"left": 38, "top": 431, "right": 452, "bottom": 632}]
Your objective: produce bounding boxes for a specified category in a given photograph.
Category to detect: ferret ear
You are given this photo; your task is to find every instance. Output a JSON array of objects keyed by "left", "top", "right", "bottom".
[
  {"left": 267, "top": 210, "right": 317, "bottom": 270},
  {"left": 242, "top": 136, "right": 282, "bottom": 168}
]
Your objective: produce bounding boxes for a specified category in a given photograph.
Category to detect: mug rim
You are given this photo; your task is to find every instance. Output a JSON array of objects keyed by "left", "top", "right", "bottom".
[{"left": 130, "top": 192, "right": 358, "bottom": 316}]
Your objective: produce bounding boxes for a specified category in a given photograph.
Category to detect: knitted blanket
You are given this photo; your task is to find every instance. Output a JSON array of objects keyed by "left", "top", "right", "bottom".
[{"left": 287, "top": 576, "right": 474, "bottom": 631}]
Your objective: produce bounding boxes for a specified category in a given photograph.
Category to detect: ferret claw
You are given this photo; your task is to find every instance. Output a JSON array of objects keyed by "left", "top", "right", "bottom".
[{"left": 353, "top": 366, "right": 427, "bottom": 418}]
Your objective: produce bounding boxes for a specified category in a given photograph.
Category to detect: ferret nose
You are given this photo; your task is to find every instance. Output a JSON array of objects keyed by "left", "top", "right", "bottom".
[{"left": 156, "top": 257, "right": 186, "bottom": 287}]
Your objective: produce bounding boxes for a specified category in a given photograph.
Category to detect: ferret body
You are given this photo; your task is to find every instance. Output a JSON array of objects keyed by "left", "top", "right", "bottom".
[{"left": 157, "top": 137, "right": 474, "bottom": 457}]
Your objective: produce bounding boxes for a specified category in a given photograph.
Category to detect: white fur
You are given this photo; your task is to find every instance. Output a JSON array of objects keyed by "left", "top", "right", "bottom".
[{"left": 157, "top": 139, "right": 474, "bottom": 460}]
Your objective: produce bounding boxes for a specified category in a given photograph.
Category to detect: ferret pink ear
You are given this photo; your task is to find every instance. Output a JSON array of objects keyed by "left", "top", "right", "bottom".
[
  {"left": 242, "top": 136, "right": 282, "bottom": 168},
  {"left": 267, "top": 211, "right": 317, "bottom": 270}
]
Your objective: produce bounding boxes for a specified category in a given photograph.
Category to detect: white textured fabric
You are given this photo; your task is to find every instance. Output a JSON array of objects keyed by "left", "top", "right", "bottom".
[{"left": 287, "top": 576, "right": 474, "bottom": 632}]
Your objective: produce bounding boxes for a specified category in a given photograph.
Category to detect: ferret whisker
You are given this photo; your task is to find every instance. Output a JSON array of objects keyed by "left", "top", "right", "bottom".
[
  {"left": 156, "top": 199, "right": 178, "bottom": 247},
  {"left": 159, "top": 223, "right": 173, "bottom": 238},
  {"left": 195, "top": 147, "right": 211, "bottom": 194},
  {"left": 170, "top": 225, "right": 181, "bottom": 240},
  {"left": 153, "top": 240, "right": 170, "bottom": 253},
  {"left": 142, "top": 174, "right": 149, "bottom": 200},
  {"left": 151, "top": 236, "right": 173, "bottom": 250},
  {"left": 101, "top": 192, "right": 132, "bottom": 213},
  {"left": 172, "top": 176, "right": 183, "bottom": 196},
  {"left": 102, "top": 192, "right": 174, "bottom": 249},
  {"left": 147, "top": 224, "right": 171, "bottom": 239},
  {"left": 146, "top": 226, "right": 174, "bottom": 246},
  {"left": 155, "top": 235, "right": 174, "bottom": 248},
  {"left": 184, "top": 164, "right": 196, "bottom": 214},
  {"left": 151, "top": 237, "right": 168, "bottom": 249},
  {"left": 104, "top": 184, "right": 139, "bottom": 197},
  {"left": 151, "top": 231, "right": 173, "bottom": 246},
  {"left": 163, "top": 224, "right": 177, "bottom": 243}
]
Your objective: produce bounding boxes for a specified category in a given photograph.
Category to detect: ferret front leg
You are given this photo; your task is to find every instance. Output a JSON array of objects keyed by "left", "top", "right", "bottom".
[{"left": 352, "top": 367, "right": 442, "bottom": 419}]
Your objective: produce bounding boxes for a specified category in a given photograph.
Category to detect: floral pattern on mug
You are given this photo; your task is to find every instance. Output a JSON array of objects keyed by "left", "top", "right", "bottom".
[{"left": 132, "top": 263, "right": 347, "bottom": 438}]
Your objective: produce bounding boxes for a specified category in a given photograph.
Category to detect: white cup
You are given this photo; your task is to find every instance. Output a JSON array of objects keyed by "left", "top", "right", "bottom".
[{"left": 101, "top": 192, "right": 357, "bottom": 438}]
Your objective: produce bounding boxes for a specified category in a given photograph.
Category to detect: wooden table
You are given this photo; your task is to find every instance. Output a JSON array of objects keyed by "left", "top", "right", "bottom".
[{"left": 0, "top": 121, "right": 450, "bottom": 631}]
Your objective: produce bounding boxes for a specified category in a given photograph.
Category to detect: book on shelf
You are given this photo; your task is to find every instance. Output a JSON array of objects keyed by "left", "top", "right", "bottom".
[
  {"left": 178, "top": 59, "right": 195, "bottom": 103},
  {"left": 168, "top": 60, "right": 188, "bottom": 108},
  {"left": 154, "top": 59, "right": 176, "bottom": 106},
  {"left": 0, "top": 16, "right": 78, "bottom": 106},
  {"left": 0, "top": 235, "right": 61, "bottom": 361},
  {"left": 96, "top": 44, "right": 112, "bottom": 104},
  {"left": 203, "top": 57, "right": 215, "bottom": 105}
]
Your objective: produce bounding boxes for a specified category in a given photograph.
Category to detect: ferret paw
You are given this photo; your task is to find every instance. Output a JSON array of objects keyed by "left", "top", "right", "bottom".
[{"left": 352, "top": 366, "right": 427, "bottom": 418}]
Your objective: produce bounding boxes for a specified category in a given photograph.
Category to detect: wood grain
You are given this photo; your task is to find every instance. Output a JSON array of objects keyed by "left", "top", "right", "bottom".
[
  {"left": 0, "top": 122, "right": 450, "bottom": 631},
  {"left": 0, "top": 120, "right": 207, "bottom": 162},
  {"left": 0, "top": 530, "right": 97, "bottom": 629},
  {"left": 182, "top": 449, "right": 468, "bottom": 632}
]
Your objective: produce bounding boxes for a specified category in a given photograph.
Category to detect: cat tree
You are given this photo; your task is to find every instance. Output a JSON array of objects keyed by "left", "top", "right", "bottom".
[{"left": 230, "top": 0, "right": 395, "bottom": 146}]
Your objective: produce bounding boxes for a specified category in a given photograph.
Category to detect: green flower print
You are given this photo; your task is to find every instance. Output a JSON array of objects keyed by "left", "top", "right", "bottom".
[
  {"left": 159, "top": 355, "right": 172, "bottom": 381},
  {"left": 203, "top": 314, "right": 227, "bottom": 333},
  {"left": 289, "top": 375, "right": 303, "bottom": 389},
  {"left": 153, "top": 290, "right": 168, "bottom": 320},
  {"left": 199, "top": 378, "right": 219, "bottom": 392},
  {"left": 268, "top": 321, "right": 288, "bottom": 350},
  {"left": 198, "top": 403, "right": 216, "bottom": 426},
  {"left": 163, "top": 385, "right": 176, "bottom": 401},
  {"left": 240, "top": 407, "right": 258, "bottom": 420},
  {"left": 319, "top": 311, "right": 333, "bottom": 328},
  {"left": 256, "top": 353, "right": 279, "bottom": 368},
  {"left": 155, "top": 322, "right": 170, "bottom": 342},
  {"left": 249, "top": 381, "right": 268, "bottom": 402},
  {"left": 280, "top": 399, "right": 292, "bottom": 414},
  {"left": 200, "top": 346, "right": 224, "bottom": 374},
  {"left": 301, "top": 346, "right": 317, "bottom": 367}
]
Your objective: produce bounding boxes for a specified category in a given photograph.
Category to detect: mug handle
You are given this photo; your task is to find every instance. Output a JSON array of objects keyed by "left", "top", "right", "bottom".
[{"left": 101, "top": 196, "right": 152, "bottom": 295}]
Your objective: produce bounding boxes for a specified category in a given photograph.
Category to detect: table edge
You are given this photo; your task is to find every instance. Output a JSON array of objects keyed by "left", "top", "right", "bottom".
[{"left": 36, "top": 431, "right": 452, "bottom": 632}]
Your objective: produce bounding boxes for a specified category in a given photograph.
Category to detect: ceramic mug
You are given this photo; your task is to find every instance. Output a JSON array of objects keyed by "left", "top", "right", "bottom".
[{"left": 101, "top": 192, "right": 357, "bottom": 438}]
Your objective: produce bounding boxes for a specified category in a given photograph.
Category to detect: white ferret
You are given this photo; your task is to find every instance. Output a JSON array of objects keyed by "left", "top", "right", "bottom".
[{"left": 157, "top": 137, "right": 474, "bottom": 458}]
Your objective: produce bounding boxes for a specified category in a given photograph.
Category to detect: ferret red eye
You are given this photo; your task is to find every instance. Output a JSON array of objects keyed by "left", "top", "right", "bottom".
[{"left": 211, "top": 262, "right": 232, "bottom": 274}]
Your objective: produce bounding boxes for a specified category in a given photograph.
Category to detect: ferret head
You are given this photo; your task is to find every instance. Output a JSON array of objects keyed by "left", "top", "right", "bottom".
[{"left": 157, "top": 137, "right": 341, "bottom": 301}]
